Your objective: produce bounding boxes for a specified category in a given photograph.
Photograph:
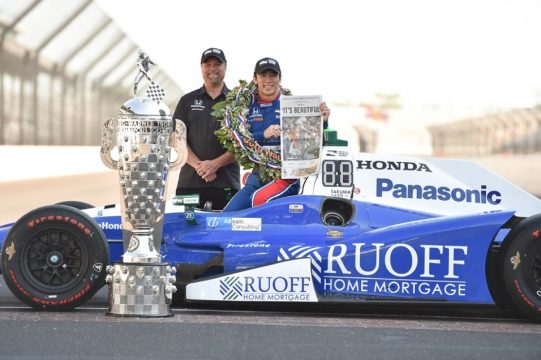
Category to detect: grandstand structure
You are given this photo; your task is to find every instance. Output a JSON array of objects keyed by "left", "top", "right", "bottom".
[
  {"left": 1, "top": 1, "right": 540, "bottom": 196},
  {"left": 428, "top": 107, "right": 541, "bottom": 157},
  {"left": 0, "top": 0, "right": 182, "bottom": 146}
]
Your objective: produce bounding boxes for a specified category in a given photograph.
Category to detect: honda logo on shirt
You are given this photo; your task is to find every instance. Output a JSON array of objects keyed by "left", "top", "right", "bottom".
[{"left": 191, "top": 99, "right": 205, "bottom": 111}]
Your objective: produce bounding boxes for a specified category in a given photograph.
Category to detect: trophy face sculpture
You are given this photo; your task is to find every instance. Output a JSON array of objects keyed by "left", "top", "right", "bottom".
[{"left": 100, "top": 51, "right": 186, "bottom": 316}]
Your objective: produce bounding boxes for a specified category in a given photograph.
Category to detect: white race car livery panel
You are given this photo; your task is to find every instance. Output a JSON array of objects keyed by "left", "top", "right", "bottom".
[
  {"left": 186, "top": 258, "right": 318, "bottom": 302},
  {"left": 304, "top": 146, "right": 541, "bottom": 217}
]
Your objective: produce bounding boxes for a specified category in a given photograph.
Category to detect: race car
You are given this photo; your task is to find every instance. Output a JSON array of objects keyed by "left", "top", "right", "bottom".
[{"left": 1, "top": 130, "right": 541, "bottom": 321}]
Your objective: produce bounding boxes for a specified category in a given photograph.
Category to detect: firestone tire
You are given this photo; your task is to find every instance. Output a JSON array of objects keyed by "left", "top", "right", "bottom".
[
  {"left": 55, "top": 201, "right": 94, "bottom": 210},
  {"left": 1, "top": 205, "right": 109, "bottom": 311},
  {"left": 502, "top": 214, "right": 541, "bottom": 321}
]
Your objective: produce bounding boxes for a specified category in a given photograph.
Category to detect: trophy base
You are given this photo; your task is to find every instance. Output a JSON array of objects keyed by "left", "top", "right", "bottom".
[{"left": 106, "top": 262, "right": 177, "bottom": 317}]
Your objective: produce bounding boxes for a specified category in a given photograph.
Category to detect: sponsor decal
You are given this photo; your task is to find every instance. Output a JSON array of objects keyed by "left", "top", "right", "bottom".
[
  {"left": 207, "top": 217, "right": 219, "bottom": 228},
  {"left": 289, "top": 204, "right": 304, "bottom": 213},
  {"left": 5, "top": 241, "right": 15, "bottom": 261},
  {"left": 325, "top": 243, "right": 467, "bottom": 278},
  {"left": 9, "top": 270, "right": 94, "bottom": 305},
  {"left": 93, "top": 263, "right": 103, "bottom": 273},
  {"left": 225, "top": 243, "right": 270, "bottom": 248},
  {"left": 376, "top": 178, "right": 502, "bottom": 205},
  {"left": 322, "top": 243, "right": 468, "bottom": 297},
  {"left": 186, "top": 258, "right": 317, "bottom": 302},
  {"left": 220, "top": 275, "right": 312, "bottom": 301},
  {"left": 190, "top": 100, "right": 205, "bottom": 111},
  {"left": 32, "top": 283, "right": 92, "bottom": 306},
  {"left": 99, "top": 221, "right": 121, "bottom": 230},
  {"left": 357, "top": 160, "right": 432, "bottom": 172},
  {"left": 185, "top": 210, "right": 195, "bottom": 221},
  {"left": 206, "top": 217, "right": 231, "bottom": 229},
  {"left": 330, "top": 189, "right": 352, "bottom": 198},
  {"left": 279, "top": 243, "right": 469, "bottom": 298},
  {"left": 514, "top": 279, "right": 535, "bottom": 307},
  {"left": 326, "top": 230, "right": 343, "bottom": 238},
  {"left": 27, "top": 214, "right": 91, "bottom": 235},
  {"left": 278, "top": 246, "right": 322, "bottom": 282},
  {"left": 220, "top": 276, "right": 243, "bottom": 299},
  {"left": 326, "top": 149, "right": 349, "bottom": 157},
  {"left": 510, "top": 251, "right": 521, "bottom": 270},
  {"left": 231, "top": 217, "right": 261, "bottom": 231},
  {"left": 8, "top": 270, "right": 30, "bottom": 296},
  {"left": 324, "top": 277, "right": 466, "bottom": 297}
]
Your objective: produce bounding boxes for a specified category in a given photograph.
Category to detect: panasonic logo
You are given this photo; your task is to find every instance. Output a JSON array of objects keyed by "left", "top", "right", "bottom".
[
  {"left": 99, "top": 222, "right": 122, "bottom": 230},
  {"left": 376, "top": 178, "right": 501, "bottom": 204},
  {"left": 357, "top": 160, "right": 432, "bottom": 172}
]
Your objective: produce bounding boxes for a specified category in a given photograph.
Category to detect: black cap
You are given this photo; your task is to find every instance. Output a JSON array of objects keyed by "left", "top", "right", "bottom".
[
  {"left": 200, "top": 48, "right": 226, "bottom": 64},
  {"left": 254, "top": 57, "right": 281, "bottom": 75}
]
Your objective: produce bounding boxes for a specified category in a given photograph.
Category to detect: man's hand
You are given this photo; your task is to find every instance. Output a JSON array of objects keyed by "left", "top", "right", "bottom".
[{"left": 195, "top": 160, "right": 219, "bottom": 182}]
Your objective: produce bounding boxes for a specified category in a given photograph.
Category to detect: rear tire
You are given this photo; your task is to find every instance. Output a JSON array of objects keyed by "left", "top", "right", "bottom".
[
  {"left": 1, "top": 205, "right": 109, "bottom": 310},
  {"left": 55, "top": 201, "right": 94, "bottom": 210},
  {"left": 502, "top": 214, "right": 541, "bottom": 321}
]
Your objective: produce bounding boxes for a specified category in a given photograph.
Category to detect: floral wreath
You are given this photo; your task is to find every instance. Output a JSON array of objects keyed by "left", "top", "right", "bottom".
[{"left": 212, "top": 80, "right": 291, "bottom": 182}]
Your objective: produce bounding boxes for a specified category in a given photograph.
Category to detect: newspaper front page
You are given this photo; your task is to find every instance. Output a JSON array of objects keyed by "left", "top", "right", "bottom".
[{"left": 280, "top": 95, "right": 323, "bottom": 178}]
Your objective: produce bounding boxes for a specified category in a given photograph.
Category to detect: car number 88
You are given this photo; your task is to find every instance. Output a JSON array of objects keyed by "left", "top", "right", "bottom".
[{"left": 322, "top": 160, "right": 353, "bottom": 187}]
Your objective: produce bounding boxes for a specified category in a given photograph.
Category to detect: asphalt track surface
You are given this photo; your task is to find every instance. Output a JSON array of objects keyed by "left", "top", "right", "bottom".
[{"left": 1, "top": 174, "right": 541, "bottom": 359}]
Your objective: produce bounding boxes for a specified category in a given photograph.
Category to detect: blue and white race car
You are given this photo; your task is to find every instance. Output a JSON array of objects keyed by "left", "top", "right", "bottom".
[{"left": 1, "top": 133, "right": 541, "bottom": 321}]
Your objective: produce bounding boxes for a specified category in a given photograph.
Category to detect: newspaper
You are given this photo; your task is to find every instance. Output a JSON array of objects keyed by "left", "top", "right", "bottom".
[{"left": 280, "top": 95, "right": 323, "bottom": 179}]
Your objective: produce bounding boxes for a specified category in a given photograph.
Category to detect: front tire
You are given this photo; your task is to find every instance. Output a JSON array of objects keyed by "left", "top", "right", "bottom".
[
  {"left": 502, "top": 214, "right": 541, "bottom": 321},
  {"left": 55, "top": 201, "right": 94, "bottom": 210},
  {"left": 1, "top": 205, "right": 109, "bottom": 310}
]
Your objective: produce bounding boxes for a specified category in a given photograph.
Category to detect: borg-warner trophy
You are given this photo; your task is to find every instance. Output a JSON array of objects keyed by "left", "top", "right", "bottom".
[{"left": 100, "top": 51, "right": 187, "bottom": 316}]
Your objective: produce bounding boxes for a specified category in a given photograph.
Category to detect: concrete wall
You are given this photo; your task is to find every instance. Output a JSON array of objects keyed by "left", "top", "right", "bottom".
[{"left": 1, "top": 146, "right": 539, "bottom": 197}]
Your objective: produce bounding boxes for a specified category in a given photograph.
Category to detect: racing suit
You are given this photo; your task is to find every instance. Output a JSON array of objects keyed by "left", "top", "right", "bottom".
[{"left": 223, "top": 95, "right": 300, "bottom": 211}]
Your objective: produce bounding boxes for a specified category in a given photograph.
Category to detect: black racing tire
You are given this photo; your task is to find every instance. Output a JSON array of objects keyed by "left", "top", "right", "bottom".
[
  {"left": 502, "top": 214, "right": 541, "bottom": 321},
  {"left": 55, "top": 201, "right": 94, "bottom": 210},
  {"left": 1, "top": 205, "right": 109, "bottom": 310}
]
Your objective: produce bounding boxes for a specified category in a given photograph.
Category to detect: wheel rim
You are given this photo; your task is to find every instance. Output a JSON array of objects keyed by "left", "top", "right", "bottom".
[
  {"left": 525, "top": 242, "right": 541, "bottom": 297},
  {"left": 20, "top": 227, "right": 89, "bottom": 292}
]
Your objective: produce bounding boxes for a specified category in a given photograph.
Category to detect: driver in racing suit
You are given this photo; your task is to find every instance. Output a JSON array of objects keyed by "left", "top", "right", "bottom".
[{"left": 223, "top": 57, "right": 330, "bottom": 211}]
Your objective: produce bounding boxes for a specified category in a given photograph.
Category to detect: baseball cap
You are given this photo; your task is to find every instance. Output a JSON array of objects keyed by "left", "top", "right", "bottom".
[
  {"left": 200, "top": 48, "right": 226, "bottom": 64},
  {"left": 254, "top": 57, "right": 281, "bottom": 75}
]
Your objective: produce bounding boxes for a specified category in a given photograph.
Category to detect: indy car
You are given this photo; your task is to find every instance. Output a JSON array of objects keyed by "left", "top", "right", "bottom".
[{"left": 1, "top": 130, "right": 541, "bottom": 321}]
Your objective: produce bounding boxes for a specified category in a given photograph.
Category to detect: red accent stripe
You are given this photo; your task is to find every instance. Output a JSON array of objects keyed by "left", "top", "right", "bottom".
[{"left": 252, "top": 178, "right": 297, "bottom": 206}]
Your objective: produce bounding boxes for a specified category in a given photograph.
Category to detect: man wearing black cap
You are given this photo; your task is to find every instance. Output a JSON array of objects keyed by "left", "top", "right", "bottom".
[
  {"left": 223, "top": 57, "right": 331, "bottom": 211},
  {"left": 173, "top": 48, "right": 240, "bottom": 210}
]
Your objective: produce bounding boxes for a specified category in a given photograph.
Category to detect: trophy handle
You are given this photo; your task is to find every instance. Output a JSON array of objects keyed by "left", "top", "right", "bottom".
[
  {"left": 100, "top": 118, "right": 118, "bottom": 169},
  {"left": 169, "top": 119, "right": 188, "bottom": 171}
]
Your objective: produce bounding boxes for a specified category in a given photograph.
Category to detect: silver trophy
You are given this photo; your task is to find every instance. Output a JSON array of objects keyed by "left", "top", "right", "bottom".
[{"left": 100, "top": 51, "right": 187, "bottom": 317}]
